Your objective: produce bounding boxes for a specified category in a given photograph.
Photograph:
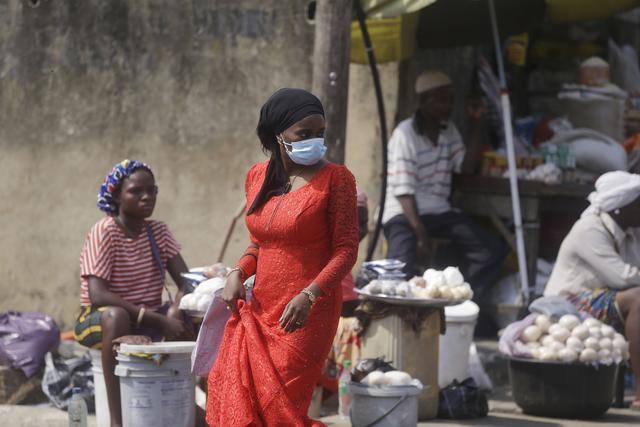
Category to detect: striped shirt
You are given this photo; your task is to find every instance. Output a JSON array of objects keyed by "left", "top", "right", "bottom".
[
  {"left": 79, "top": 216, "right": 182, "bottom": 308},
  {"left": 382, "top": 117, "right": 465, "bottom": 224}
]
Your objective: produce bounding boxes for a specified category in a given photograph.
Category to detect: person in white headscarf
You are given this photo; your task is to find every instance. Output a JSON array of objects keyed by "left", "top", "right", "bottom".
[{"left": 544, "top": 171, "right": 640, "bottom": 407}]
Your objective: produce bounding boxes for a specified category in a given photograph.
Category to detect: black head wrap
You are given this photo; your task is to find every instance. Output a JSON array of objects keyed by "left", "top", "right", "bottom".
[
  {"left": 258, "top": 88, "right": 325, "bottom": 135},
  {"left": 249, "top": 88, "right": 325, "bottom": 214}
]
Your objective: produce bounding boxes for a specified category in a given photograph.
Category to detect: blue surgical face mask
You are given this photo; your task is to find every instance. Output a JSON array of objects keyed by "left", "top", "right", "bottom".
[{"left": 279, "top": 135, "right": 327, "bottom": 166}]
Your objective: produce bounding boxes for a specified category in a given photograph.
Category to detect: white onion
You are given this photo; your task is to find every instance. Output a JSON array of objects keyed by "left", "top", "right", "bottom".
[
  {"left": 583, "top": 318, "right": 601, "bottom": 328},
  {"left": 439, "top": 287, "right": 454, "bottom": 299},
  {"left": 381, "top": 281, "right": 396, "bottom": 295},
  {"left": 423, "top": 269, "right": 446, "bottom": 287},
  {"left": 531, "top": 347, "right": 542, "bottom": 359},
  {"left": 362, "top": 371, "right": 387, "bottom": 386},
  {"left": 579, "top": 348, "right": 598, "bottom": 362},
  {"left": 413, "top": 288, "right": 429, "bottom": 299},
  {"left": 521, "top": 325, "right": 543, "bottom": 343},
  {"left": 566, "top": 336, "right": 584, "bottom": 353},
  {"left": 613, "top": 332, "right": 626, "bottom": 343},
  {"left": 558, "top": 314, "right": 580, "bottom": 331},
  {"left": 558, "top": 348, "right": 578, "bottom": 363},
  {"left": 458, "top": 283, "right": 473, "bottom": 300},
  {"left": 366, "top": 280, "right": 382, "bottom": 294},
  {"left": 600, "top": 325, "right": 615, "bottom": 339},
  {"left": 424, "top": 284, "right": 440, "bottom": 299},
  {"left": 598, "top": 349, "right": 611, "bottom": 360},
  {"left": 527, "top": 341, "right": 542, "bottom": 349},
  {"left": 600, "top": 357, "right": 614, "bottom": 366},
  {"left": 550, "top": 326, "right": 571, "bottom": 343},
  {"left": 541, "top": 335, "right": 555, "bottom": 347},
  {"left": 443, "top": 266, "right": 464, "bottom": 287},
  {"left": 396, "top": 282, "right": 412, "bottom": 297},
  {"left": 534, "top": 314, "right": 552, "bottom": 333},
  {"left": 599, "top": 338, "right": 612, "bottom": 351},
  {"left": 584, "top": 337, "right": 600, "bottom": 350},
  {"left": 571, "top": 325, "right": 589, "bottom": 341},
  {"left": 612, "top": 337, "right": 626, "bottom": 352},
  {"left": 548, "top": 323, "right": 563, "bottom": 335},
  {"left": 611, "top": 348, "right": 623, "bottom": 362},
  {"left": 451, "top": 286, "right": 465, "bottom": 300},
  {"left": 548, "top": 341, "right": 565, "bottom": 352},
  {"left": 588, "top": 327, "right": 602, "bottom": 339},
  {"left": 384, "top": 371, "right": 412, "bottom": 386},
  {"left": 539, "top": 348, "right": 557, "bottom": 361},
  {"left": 409, "top": 276, "right": 427, "bottom": 289}
]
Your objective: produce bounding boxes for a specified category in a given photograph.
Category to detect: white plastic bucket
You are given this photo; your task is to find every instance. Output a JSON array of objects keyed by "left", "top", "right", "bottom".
[
  {"left": 438, "top": 301, "right": 480, "bottom": 388},
  {"left": 114, "top": 342, "right": 196, "bottom": 427},
  {"left": 348, "top": 382, "right": 422, "bottom": 427},
  {"left": 89, "top": 349, "right": 110, "bottom": 427}
]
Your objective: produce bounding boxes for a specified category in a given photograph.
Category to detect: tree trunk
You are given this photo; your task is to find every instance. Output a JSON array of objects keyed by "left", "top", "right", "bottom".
[{"left": 312, "top": 0, "right": 353, "bottom": 165}]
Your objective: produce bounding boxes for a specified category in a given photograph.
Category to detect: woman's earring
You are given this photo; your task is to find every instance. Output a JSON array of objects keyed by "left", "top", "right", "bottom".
[{"left": 614, "top": 209, "right": 621, "bottom": 215}]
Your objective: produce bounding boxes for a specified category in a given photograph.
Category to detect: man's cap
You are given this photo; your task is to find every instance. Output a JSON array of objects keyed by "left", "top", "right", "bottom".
[{"left": 415, "top": 70, "right": 452, "bottom": 94}]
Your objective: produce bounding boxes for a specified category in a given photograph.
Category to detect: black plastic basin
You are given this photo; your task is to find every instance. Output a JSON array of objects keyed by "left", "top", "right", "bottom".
[{"left": 507, "top": 357, "right": 618, "bottom": 419}]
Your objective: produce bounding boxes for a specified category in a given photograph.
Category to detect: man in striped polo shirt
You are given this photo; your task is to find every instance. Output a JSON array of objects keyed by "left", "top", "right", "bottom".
[{"left": 383, "top": 70, "right": 507, "bottom": 300}]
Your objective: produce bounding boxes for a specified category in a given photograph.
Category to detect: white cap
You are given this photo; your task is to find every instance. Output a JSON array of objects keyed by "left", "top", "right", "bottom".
[{"left": 415, "top": 70, "right": 452, "bottom": 94}]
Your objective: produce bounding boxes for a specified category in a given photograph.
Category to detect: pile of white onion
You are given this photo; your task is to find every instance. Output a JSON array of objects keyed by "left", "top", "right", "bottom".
[
  {"left": 361, "top": 370, "right": 414, "bottom": 387},
  {"left": 362, "top": 266, "right": 473, "bottom": 301},
  {"left": 519, "top": 314, "right": 630, "bottom": 365},
  {"left": 179, "top": 277, "right": 226, "bottom": 313}
]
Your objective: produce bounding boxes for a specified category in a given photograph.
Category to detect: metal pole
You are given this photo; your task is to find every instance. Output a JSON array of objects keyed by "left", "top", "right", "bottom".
[{"left": 488, "top": 0, "right": 530, "bottom": 303}]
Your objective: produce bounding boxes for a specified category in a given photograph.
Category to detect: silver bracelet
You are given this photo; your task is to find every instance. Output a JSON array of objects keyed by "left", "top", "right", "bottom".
[{"left": 300, "top": 288, "right": 317, "bottom": 306}]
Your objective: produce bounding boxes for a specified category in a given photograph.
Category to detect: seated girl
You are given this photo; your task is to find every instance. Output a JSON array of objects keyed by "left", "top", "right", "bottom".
[{"left": 74, "top": 159, "right": 192, "bottom": 427}]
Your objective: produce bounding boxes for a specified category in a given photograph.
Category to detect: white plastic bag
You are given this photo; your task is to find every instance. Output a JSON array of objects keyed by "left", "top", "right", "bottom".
[
  {"left": 548, "top": 129, "right": 627, "bottom": 175},
  {"left": 190, "top": 289, "right": 230, "bottom": 376}
]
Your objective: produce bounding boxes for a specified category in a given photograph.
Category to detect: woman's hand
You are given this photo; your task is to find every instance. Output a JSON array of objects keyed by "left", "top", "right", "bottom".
[
  {"left": 221, "top": 270, "right": 246, "bottom": 313},
  {"left": 465, "top": 96, "right": 485, "bottom": 122},
  {"left": 279, "top": 293, "right": 312, "bottom": 333},
  {"left": 159, "top": 315, "right": 187, "bottom": 340}
]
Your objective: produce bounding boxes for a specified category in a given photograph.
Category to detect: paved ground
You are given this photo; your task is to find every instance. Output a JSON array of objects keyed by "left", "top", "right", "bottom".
[
  {"left": 3, "top": 340, "right": 637, "bottom": 426},
  {"left": 1, "top": 400, "right": 638, "bottom": 427}
]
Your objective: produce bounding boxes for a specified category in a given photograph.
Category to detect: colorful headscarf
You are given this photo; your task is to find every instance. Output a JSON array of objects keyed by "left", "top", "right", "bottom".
[{"left": 97, "top": 159, "right": 154, "bottom": 214}]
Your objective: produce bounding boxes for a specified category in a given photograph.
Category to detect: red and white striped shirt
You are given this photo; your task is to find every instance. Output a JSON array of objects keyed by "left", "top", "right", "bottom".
[{"left": 79, "top": 217, "right": 182, "bottom": 308}]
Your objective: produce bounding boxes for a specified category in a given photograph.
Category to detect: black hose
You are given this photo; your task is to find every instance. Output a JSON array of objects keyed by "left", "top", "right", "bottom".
[{"left": 355, "top": 0, "right": 389, "bottom": 262}]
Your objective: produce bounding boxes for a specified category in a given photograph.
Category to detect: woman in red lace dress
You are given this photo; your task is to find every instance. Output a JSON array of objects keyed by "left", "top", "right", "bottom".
[{"left": 206, "top": 88, "right": 359, "bottom": 426}]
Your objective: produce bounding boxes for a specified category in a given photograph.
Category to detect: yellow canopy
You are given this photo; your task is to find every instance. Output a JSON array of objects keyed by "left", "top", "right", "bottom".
[
  {"left": 351, "top": 0, "right": 640, "bottom": 63},
  {"left": 359, "top": 0, "right": 640, "bottom": 22},
  {"left": 359, "top": 0, "right": 437, "bottom": 19},
  {"left": 547, "top": 0, "right": 640, "bottom": 23}
]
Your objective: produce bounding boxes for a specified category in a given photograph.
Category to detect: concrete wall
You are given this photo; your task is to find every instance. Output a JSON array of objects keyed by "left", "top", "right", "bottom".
[
  {"left": 0, "top": 0, "right": 316, "bottom": 328},
  {"left": 345, "top": 62, "right": 399, "bottom": 262}
]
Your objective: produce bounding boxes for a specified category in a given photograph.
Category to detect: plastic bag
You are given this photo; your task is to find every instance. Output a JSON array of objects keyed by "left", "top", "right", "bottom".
[
  {"left": 498, "top": 313, "right": 537, "bottom": 358},
  {"left": 0, "top": 311, "right": 60, "bottom": 378},
  {"left": 41, "top": 351, "right": 94, "bottom": 411},
  {"left": 468, "top": 344, "right": 493, "bottom": 392},
  {"left": 548, "top": 129, "right": 627, "bottom": 175},
  {"left": 191, "top": 290, "right": 230, "bottom": 376},
  {"left": 437, "top": 377, "right": 488, "bottom": 419},
  {"left": 528, "top": 295, "right": 580, "bottom": 319},
  {"left": 191, "top": 284, "right": 254, "bottom": 376}
]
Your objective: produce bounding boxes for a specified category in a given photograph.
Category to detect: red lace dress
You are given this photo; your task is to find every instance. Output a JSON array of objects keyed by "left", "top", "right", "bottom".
[{"left": 206, "top": 161, "right": 359, "bottom": 427}]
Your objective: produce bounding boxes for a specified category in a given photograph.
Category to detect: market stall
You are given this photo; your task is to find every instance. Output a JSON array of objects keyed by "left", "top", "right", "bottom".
[{"left": 347, "top": 0, "right": 640, "bottom": 422}]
